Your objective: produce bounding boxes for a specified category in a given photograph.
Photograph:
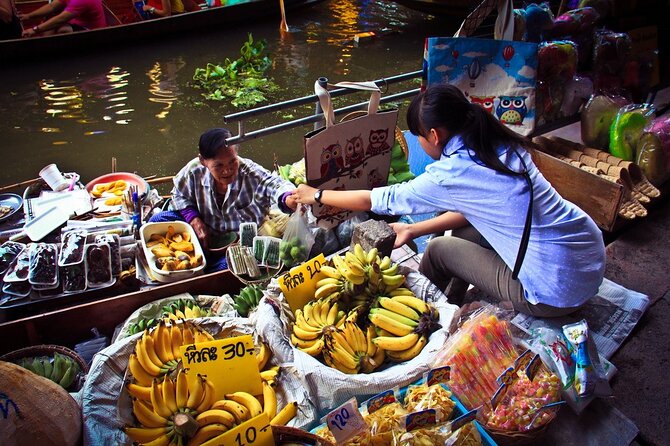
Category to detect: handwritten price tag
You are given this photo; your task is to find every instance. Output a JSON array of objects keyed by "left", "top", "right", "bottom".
[
  {"left": 278, "top": 253, "right": 326, "bottom": 313},
  {"left": 325, "top": 398, "right": 367, "bottom": 444},
  {"left": 180, "top": 334, "right": 262, "bottom": 400},
  {"left": 201, "top": 413, "right": 275, "bottom": 446}
]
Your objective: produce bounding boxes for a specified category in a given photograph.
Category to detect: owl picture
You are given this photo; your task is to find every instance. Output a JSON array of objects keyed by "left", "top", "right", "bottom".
[
  {"left": 344, "top": 134, "right": 364, "bottom": 167},
  {"left": 367, "top": 167, "right": 385, "bottom": 188},
  {"left": 470, "top": 95, "right": 496, "bottom": 114},
  {"left": 495, "top": 96, "right": 528, "bottom": 125},
  {"left": 366, "top": 128, "right": 391, "bottom": 156},
  {"left": 320, "top": 143, "right": 344, "bottom": 179}
]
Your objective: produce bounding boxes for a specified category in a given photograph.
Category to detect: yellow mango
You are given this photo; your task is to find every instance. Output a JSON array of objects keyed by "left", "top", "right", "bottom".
[
  {"left": 170, "top": 241, "right": 194, "bottom": 252},
  {"left": 151, "top": 246, "right": 174, "bottom": 258},
  {"left": 189, "top": 254, "right": 203, "bottom": 268},
  {"left": 181, "top": 232, "right": 191, "bottom": 242},
  {"left": 176, "top": 260, "right": 191, "bottom": 271}
]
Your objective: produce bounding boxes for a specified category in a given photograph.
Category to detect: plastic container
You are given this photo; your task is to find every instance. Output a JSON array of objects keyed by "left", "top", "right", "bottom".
[
  {"left": 139, "top": 221, "right": 206, "bottom": 283},
  {"left": 28, "top": 243, "right": 59, "bottom": 287},
  {"left": 85, "top": 242, "right": 114, "bottom": 288},
  {"left": 239, "top": 222, "right": 257, "bottom": 248},
  {"left": 2, "top": 280, "right": 31, "bottom": 297},
  {"left": 3, "top": 246, "right": 30, "bottom": 282},
  {"left": 95, "top": 233, "right": 121, "bottom": 276},
  {"left": 61, "top": 261, "right": 88, "bottom": 294},
  {"left": 0, "top": 241, "right": 26, "bottom": 275},
  {"left": 58, "top": 229, "right": 88, "bottom": 267}
]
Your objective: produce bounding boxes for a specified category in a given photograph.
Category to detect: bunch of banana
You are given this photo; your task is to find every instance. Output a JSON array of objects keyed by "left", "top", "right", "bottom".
[
  {"left": 255, "top": 341, "right": 271, "bottom": 371},
  {"left": 314, "top": 267, "right": 358, "bottom": 303},
  {"left": 129, "top": 321, "right": 214, "bottom": 383},
  {"left": 233, "top": 285, "right": 264, "bottom": 317},
  {"left": 17, "top": 352, "right": 80, "bottom": 390},
  {"left": 322, "top": 322, "right": 385, "bottom": 374},
  {"left": 127, "top": 317, "right": 160, "bottom": 336},
  {"left": 162, "top": 299, "right": 212, "bottom": 321},
  {"left": 368, "top": 291, "right": 441, "bottom": 363},
  {"left": 290, "top": 298, "right": 346, "bottom": 357}
]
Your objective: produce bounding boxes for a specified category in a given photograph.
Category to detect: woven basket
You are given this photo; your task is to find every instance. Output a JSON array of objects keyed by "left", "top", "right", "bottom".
[
  {"left": 272, "top": 425, "right": 335, "bottom": 446},
  {"left": 481, "top": 404, "right": 561, "bottom": 445},
  {"left": 1, "top": 344, "right": 89, "bottom": 391}
]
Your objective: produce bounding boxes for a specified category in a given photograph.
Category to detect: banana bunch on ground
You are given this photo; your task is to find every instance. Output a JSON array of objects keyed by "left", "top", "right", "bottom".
[
  {"left": 290, "top": 298, "right": 346, "bottom": 356},
  {"left": 125, "top": 369, "right": 298, "bottom": 445},
  {"left": 16, "top": 352, "right": 80, "bottom": 390},
  {"left": 233, "top": 285, "right": 264, "bottom": 317},
  {"left": 129, "top": 321, "right": 214, "bottom": 383},
  {"left": 145, "top": 226, "right": 203, "bottom": 272},
  {"left": 368, "top": 289, "right": 441, "bottom": 363},
  {"left": 322, "top": 322, "right": 385, "bottom": 374},
  {"left": 162, "top": 299, "right": 212, "bottom": 321}
]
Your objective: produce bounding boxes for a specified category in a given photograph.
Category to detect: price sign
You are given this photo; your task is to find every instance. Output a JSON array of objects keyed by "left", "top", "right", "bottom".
[
  {"left": 325, "top": 398, "right": 367, "bottom": 444},
  {"left": 180, "top": 334, "right": 262, "bottom": 400},
  {"left": 278, "top": 253, "right": 327, "bottom": 313},
  {"left": 201, "top": 413, "right": 275, "bottom": 446}
]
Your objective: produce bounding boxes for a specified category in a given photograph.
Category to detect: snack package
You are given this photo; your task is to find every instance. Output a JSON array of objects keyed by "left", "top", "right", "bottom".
[
  {"left": 609, "top": 103, "right": 655, "bottom": 161},
  {"left": 562, "top": 320, "right": 596, "bottom": 397},
  {"left": 581, "top": 93, "right": 631, "bottom": 149},
  {"left": 592, "top": 29, "right": 633, "bottom": 92},
  {"left": 404, "top": 383, "right": 456, "bottom": 420},
  {"left": 637, "top": 115, "right": 670, "bottom": 185},
  {"left": 279, "top": 205, "right": 315, "bottom": 267},
  {"left": 363, "top": 390, "right": 409, "bottom": 445}
]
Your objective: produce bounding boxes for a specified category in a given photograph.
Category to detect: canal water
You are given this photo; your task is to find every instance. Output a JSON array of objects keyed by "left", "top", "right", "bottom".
[{"left": 0, "top": 0, "right": 462, "bottom": 187}]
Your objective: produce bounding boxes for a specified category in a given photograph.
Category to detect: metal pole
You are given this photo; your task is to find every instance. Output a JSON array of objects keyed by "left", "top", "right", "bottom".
[{"left": 314, "top": 77, "right": 328, "bottom": 131}]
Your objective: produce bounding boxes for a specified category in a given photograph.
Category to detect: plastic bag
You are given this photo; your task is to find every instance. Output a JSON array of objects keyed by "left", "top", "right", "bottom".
[
  {"left": 637, "top": 115, "right": 670, "bottom": 185},
  {"left": 279, "top": 205, "right": 315, "bottom": 267},
  {"left": 609, "top": 103, "right": 655, "bottom": 161},
  {"left": 580, "top": 93, "right": 631, "bottom": 149}
]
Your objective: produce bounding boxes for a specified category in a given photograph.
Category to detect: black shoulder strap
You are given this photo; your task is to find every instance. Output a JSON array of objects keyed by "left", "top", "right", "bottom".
[{"left": 512, "top": 150, "right": 533, "bottom": 280}]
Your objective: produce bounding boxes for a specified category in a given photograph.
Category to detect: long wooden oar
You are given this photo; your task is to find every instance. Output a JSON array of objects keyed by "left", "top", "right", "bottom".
[
  {"left": 0, "top": 178, "right": 41, "bottom": 193},
  {"left": 279, "top": 0, "right": 289, "bottom": 32}
]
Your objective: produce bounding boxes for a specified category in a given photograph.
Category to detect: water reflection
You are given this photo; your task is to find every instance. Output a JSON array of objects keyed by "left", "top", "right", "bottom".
[{"left": 146, "top": 58, "right": 186, "bottom": 119}]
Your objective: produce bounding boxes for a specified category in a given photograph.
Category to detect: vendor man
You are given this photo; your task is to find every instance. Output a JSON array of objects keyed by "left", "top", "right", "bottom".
[{"left": 151, "top": 128, "right": 297, "bottom": 268}]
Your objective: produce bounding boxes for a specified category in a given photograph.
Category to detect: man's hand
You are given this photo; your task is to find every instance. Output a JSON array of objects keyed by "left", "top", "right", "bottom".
[
  {"left": 389, "top": 222, "right": 415, "bottom": 248},
  {"left": 189, "top": 217, "right": 209, "bottom": 250},
  {"left": 284, "top": 193, "right": 298, "bottom": 211}
]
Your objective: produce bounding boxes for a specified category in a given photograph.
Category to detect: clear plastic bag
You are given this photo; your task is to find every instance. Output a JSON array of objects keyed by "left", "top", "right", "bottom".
[{"left": 279, "top": 205, "right": 315, "bottom": 267}]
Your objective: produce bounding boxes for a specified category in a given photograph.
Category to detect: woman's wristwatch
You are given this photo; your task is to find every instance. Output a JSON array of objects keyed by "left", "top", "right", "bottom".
[
  {"left": 32, "top": 25, "right": 40, "bottom": 33},
  {"left": 149, "top": 6, "right": 156, "bottom": 13},
  {"left": 314, "top": 189, "right": 323, "bottom": 204}
]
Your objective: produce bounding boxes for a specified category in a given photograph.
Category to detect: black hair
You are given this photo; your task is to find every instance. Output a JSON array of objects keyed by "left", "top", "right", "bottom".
[
  {"left": 407, "top": 84, "right": 533, "bottom": 176},
  {"left": 198, "top": 128, "right": 235, "bottom": 159}
]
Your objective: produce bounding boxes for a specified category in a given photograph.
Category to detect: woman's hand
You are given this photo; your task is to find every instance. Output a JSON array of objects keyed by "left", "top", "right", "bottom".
[
  {"left": 389, "top": 222, "right": 415, "bottom": 248},
  {"left": 291, "top": 184, "right": 318, "bottom": 205},
  {"left": 189, "top": 217, "right": 209, "bottom": 250}
]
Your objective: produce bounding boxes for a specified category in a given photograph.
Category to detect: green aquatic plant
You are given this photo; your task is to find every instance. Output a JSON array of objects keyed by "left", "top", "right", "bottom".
[{"left": 191, "top": 33, "right": 279, "bottom": 108}]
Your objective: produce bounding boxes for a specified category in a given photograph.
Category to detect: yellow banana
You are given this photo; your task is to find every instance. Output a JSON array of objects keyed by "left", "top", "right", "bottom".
[
  {"left": 379, "top": 297, "right": 421, "bottom": 321},
  {"left": 195, "top": 377, "right": 217, "bottom": 414},
  {"left": 365, "top": 325, "right": 377, "bottom": 357},
  {"left": 224, "top": 392, "right": 263, "bottom": 418},
  {"left": 386, "top": 335, "right": 428, "bottom": 362},
  {"left": 129, "top": 353, "right": 155, "bottom": 386},
  {"left": 291, "top": 333, "right": 320, "bottom": 349},
  {"left": 136, "top": 338, "right": 163, "bottom": 377},
  {"left": 143, "top": 333, "right": 166, "bottom": 369},
  {"left": 151, "top": 378, "right": 173, "bottom": 418},
  {"left": 326, "top": 301, "right": 339, "bottom": 325},
  {"left": 369, "top": 313, "right": 415, "bottom": 337},
  {"left": 256, "top": 342, "right": 271, "bottom": 371},
  {"left": 174, "top": 309, "right": 186, "bottom": 319},
  {"left": 300, "top": 306, "right": 321, "bottom": 329},
  {"left": 340, "top": 267, "right": 366, "bottom": 285},
  {"left": 370, "top": 308, "right": 419, "bottom": 327},
  {"left": 143, "top": 433, "right": 173, "bottom": 446},
  {"left": 344, "top": 322, "right": 367, "bottom": 353},
  {"left": 378, "top": 255, "right": 392, "bottom": 270},
  {"left": 211, "top": 399, "right": 250, "bottom": 424},
  {"left": 315, "top": 282, "right": 340, "bottom": 300},
  {"left": 344, "top": 252, "right": 366, "bottom": 276},
  {"left": 391, "top": 294, "right": 429, "bottom": 314},
  {"left": 371, "top": 344, "right": 386, "bottom": 368},
  {"left": 154, "top": 322, "right": 173, "bottom": 363},
  {"left": 169, "top": 323, "right": 184, "bottom": 360},
  {"left": 162, "top": 375, "right": 178, "bottom": 414},
  {"left": 195, "top": 409, "right": 236, "bottom": 428},
  {"left": 176, "top": 368, "right": 189, "bottom": 410},
  {"left": 184, "top": 305, "right": 196, "bottom": 319},
  {"left": 193, "top": 328, "right": 213, "bottom": 344},
  {"left": 318, "top": 299, "right": 331, "bottom": 325},
  {"left": 262, "top": 380, "right": 277, "bottom": 419},
  {"left": 381, "top": 273, "right": 406, "bottom": 287},
  {"left": 353, "top": 243, "right": 368, "bottom": 265},
  {"left": 328, "top": 329, "right": 356, "bottom": 357},
  {"left": 260, "top": 367, "right": 279, "bottom": 383},
  {"left": 270, "top": 401, "right": 298, "bottom": 426},
  {"left": 315, "top": 276, "right": 341, "bottom": 289},
  {"left": 324, "top": 352, "right": 358, "bottom": 374},
  {"left": 186, "top": 373, "right": 205, "bottom": 409},
  {"left": 319, "top": 265, "right": 342, "bottom": 279},
  {"left": 127, "top": 382, "right": 152, "bottom": 401},
  {"left": 365, "top": 247, "right": 379, "bottom": 265},
  {"left": 125, "top": 425, "right": 172, "bottom": 444},
  {"left": 297, "top": 338, "right": 324, "bottom": 356},
  {"left": 132, "top": 397, "right": 169, "bottom": 428},
  {"left": 182, "top": 325, "right": 196, "bottom": 345},
  {"left": 372, "top": 332, "right": 421, "bottom": 351},
  {"left": 292, "top": 322, "right": 322, "bottom": 341},
  {"left": 381, "top": 263, "right": 399, "bottom": 276},
  {"left": 186, "top": 423, "right": 229, "bottom": 446},
  {"left": 327, "top": 344, "right": 359, "bottom": 371},
  {"left": 388, "top": 287, "right": 415, "bottom": 297}
]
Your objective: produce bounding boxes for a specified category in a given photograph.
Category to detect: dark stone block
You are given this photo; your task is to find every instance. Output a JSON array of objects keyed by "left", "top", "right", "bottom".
[{"left": 350, "top": 219, "right": 396, "bottom": 257}]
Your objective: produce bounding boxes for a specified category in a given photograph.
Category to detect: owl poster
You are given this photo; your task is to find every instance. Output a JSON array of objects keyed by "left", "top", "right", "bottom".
[
  {"left": 424, "top": 37, "right": 538, "bottom": 135},
  {"left": 304, "top": 108, "right": 398, "bottom": 229}
]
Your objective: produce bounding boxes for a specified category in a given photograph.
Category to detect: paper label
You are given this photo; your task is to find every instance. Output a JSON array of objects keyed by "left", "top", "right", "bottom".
[
  {"left": 201, "top": 413, "right": 274, "bottom": 446},
  {"left": 403, "top": 409, "right": 437, "bottom": 432},
  {"left": 450, "top": 409, "right": 477, "bottom": 432},
  {"left": 364, "top": 389, "right": 397, "bottom": 414},
  {"left": 180, "top": 334, "right": 262, "bottom": 400},
  {"left": 325, "top": 398, "right": 367, "bottom": 444},
  {"left": 278, "top": 253, "right": 326, "bottom": 313},
  {"left": 426, "top": 366, "right": 451, "bottom": 386}
]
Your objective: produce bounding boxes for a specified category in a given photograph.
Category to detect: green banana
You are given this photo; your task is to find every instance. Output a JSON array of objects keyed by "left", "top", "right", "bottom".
[
  {"left": 42, "top": 357, "right": 53, "bottom": 378},
  {"left": 31, "top": 357, "right": 45, "bottom": 377},
  {"left": 58, "top": 363, "right": 77, "bottom": 389},
  {"left": 50, "top": 353, "right": 66, "bottom": 383}
]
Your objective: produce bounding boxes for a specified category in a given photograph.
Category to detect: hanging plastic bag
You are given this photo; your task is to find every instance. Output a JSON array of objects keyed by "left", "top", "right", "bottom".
[
  {"left": 636, "top": 115, "right": 670, "bottom": 185},
  {"left": 609, "top": 103, "right": 655, "bottom": 161},
  {"left": 279, "top": 205, "right": 315, "bottom": 267}
]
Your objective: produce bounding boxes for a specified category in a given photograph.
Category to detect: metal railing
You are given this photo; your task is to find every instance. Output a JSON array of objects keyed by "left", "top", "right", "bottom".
[{"left": 223, "top": 70, "right": 422, "bottom": 146}]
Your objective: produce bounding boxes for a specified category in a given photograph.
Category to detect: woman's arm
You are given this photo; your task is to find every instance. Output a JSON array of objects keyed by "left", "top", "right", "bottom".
[
  {"left": 18, "top": 0, "right": 61, "bottom": 20},
  {"left": 144, "top": 0, "right": 171, "bottom": 17},
  {"left": 389, "top": 212, "right": 467, "bottom": 247},
  {"left": 292, "top": 184, "right": 372, "bottom": 212},
  {"left": 22, "top": 8, "right": 72, "bottom": 36},
  {"left": 0, "top": 0, "right": 14, "bottom": 23}
]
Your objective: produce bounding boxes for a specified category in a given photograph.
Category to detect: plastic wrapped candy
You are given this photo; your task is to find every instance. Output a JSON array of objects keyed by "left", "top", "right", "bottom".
[
  {"left": 559, "top": 76, "right": 593, "bottom": 117},
  {"left": 592, "top": 30, "right": 632, "bottom": 92},
  {"left": 581, "top": 93, "right": 631, "bottom": 149},
  {"left": 549, "top": 7, "right": 601, "bottom": 71},
  {"left": 578, "top": 0, "right": 612, "bottom": 19},
  {"left": 636, "top": 116, "right": 670, "bottom": 185},
  {"left": 536, "top": 41, "right": 578, "bottom": 124},
  {"left": 609, "top": 103, "right": 655, "bottom": 161}
]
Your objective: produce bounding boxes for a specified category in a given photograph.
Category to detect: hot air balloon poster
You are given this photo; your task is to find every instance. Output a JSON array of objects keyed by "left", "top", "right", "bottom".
[{"left": 423, "top": 37, "right": 539, "bottom": 135}]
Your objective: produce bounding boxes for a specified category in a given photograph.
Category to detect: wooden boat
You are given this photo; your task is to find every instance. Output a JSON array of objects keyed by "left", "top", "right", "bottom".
[{"left": 3, "top": 0, "right": 322, "bottom": 61}]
